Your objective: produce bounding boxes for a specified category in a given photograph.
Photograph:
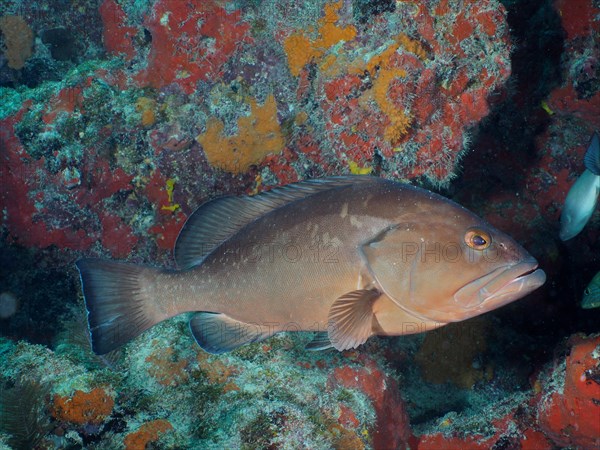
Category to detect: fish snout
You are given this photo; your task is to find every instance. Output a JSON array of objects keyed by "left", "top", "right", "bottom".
[{"left": 496, "top": 240, "right": 527, "bottom": 265}]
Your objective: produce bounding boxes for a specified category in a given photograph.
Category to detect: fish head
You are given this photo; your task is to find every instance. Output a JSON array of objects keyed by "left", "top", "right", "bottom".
[
  {"left": 582, "top": 286, "right": 600, "bottom": 309},
  {"left": 362, "top": 203, "right": 546, "bottom": 324},
  {"left": 582, "top": 272, "right": 600, "bottom": 309}
]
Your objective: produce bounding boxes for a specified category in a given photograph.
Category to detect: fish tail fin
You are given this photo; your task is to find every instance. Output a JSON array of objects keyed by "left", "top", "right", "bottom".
[
  {"left": 76, "top": 258, "right": 161, "bottom": 355},
  {"left": 584, "top": 132, "right": 600, "bottom": 175}
]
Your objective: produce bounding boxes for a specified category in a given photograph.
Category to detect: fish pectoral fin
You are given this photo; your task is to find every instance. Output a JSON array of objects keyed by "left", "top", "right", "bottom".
[
  {"left": 305, "top": 332, "right": 333, "bottom": 351},
  {"left": 189, "top": 312, "right": 276, "bottom": 354},
  {"left": 327, "top": 289, "right": 380, "bottom": 351}
]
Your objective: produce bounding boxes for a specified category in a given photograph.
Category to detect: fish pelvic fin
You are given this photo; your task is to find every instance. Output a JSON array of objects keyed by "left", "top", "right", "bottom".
[
  {"left": 76, "top": 259, "right": 161, "bottom": 355},
  {"left": 584, "top": 132, "right": 600, "bottom": 175},
  {"left": 328, "top": 289, "right": 380, "bottom": 351},
  {"left": 189, "top": 312, "right": 277, "bottom": 354}
]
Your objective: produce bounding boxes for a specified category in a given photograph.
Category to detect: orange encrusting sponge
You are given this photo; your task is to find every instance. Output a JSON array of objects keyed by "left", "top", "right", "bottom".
[{"left": 196, "top": 94, "right": 284, "bottom": 174}]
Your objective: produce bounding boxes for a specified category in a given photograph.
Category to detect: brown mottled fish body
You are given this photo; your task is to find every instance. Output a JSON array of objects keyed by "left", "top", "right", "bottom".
[
  {"left": 77, "top": 177, "right": 545, "bottom": 354},
  {"left": 161, "top": 181, "right": 390, "bottom": 320}
]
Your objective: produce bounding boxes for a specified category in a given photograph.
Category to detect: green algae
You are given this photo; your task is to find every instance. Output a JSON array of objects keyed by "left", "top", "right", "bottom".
[{"left": 0, "top": 88, "right": 23, "bottom": 120}]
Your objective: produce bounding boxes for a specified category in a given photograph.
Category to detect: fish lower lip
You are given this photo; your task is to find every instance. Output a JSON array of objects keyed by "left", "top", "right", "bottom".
[
  {"left": 482, "top": 262, "right": 546, "bottom": 304},
  {"left": 454, "top": 260, "right": 545, "bottom": 309},
  {"left": 487, "top": 260, "right": 539, "bottom": 291}
]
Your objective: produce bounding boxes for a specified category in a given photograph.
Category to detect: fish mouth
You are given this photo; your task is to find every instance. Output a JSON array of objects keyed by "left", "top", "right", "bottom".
[
  {"left": 559, "top": 227, "right": 576, "bottom": 241},
  {"left": 454, "top": 259, "right": 546, "bottom": 310}
]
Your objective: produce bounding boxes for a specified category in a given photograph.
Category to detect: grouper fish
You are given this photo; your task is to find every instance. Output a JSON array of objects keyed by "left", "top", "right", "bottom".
[{"left": 77, "top": 177, "right": 546, "bottom": 354}]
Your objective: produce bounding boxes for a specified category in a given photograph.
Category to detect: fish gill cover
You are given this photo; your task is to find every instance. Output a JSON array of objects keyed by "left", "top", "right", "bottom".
[{"left": 0, "top": 0, "right": 599, "bottom": 449}]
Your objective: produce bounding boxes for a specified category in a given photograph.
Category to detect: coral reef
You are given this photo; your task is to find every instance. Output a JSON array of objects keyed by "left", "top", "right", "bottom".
[
  {"left": 123, "top": 419, "right": 173, "bottom": 450},
  {"left": 284, "top": 0, "right": 511, "bottom": 185},
  {"left": 2, "top": 325, "right": 598, "bottom": 448},
  {"left": 536, "top": 334, "right": 600, "bottom": 448},
  {"left": 415, "top": 318, "right": 492, "bottom": 389},
  {"left": 417, "top": 333, "right": 600, "bottom": 449},
  {"left": 330, "top": 355, "right": 414, "bottom": 449},
  {"left": 0, "top": 323, "right": 392, "bottom": 448},
  {"left": 0, "top": 0, "right": 512, "bottom": 265},
  {"left": 0, "top": 0, "right": 513, "bottom": 261},
  {"left": 412, "top": 1, "right": 600, "bottom": 443},
  {"left": 196, "top": 94, "right": 285, "bottom": 174},
  {"left": 52, "top": 388, "right": 115, "bottom": 426},
  {"left": 134, "top": 0, "right": 252, "bottom": 95},
  {"left": 0, "top": 15, "right": 33, "bottom": 69},
  {"left": 0, "top": 0, "right": 512, "bottom": 267},
  {"left": 99, "top": 0, "right": 137, "bottom": 61},
  {"left": 0, "top": 1, "right": 104, "bottom": 88}
]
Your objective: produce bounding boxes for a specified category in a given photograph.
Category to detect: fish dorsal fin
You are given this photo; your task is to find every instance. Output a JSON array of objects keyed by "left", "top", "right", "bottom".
[
  {"left": 175, "top": 176, "right": 371, "bottom": 269},
  {"left": 584, "top": 132, "right": 600, "bottom": 175},
  {"left": 189, "top": 312, "right": 276, "bottom": 354},
  {"left": 327, "top": 289, "right": 380, "bottom": 351},
  {"left": 305, "top": 332, "right": 333, "bottom": 351}
]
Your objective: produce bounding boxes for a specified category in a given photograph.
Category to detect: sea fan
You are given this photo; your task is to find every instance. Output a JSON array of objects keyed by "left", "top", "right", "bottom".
[
  {"left": 53, "top": 307, "right": 122, "bottom": 370},
  {"left": 0, "top": 379, "right": 52, "bottom": 449}
]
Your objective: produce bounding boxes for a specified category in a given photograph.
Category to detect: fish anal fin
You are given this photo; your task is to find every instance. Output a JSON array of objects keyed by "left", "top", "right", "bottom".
[
  {"left": 305, "top": 332, "right": 333, "bottom": 351},
  {"left": 189, "top": 312, "right": 276, "bottom": 354},
  {"left": 328, "top": 289, "right": 380, "bottom": 351}
]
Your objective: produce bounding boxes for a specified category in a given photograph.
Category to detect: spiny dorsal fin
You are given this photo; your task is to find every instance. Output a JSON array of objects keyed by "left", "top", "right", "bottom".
[
  {"left": 174, "top": 176, "right": 375, "bottom": 269},
  {"left": 327, "top": 289, "right": 380, "bottom": 351},
  {"left": 189, "top": 312, "right": 277, "bottom": 354},
  {"left": 584, "top": 132, "right": 600, "bottom": 176}
]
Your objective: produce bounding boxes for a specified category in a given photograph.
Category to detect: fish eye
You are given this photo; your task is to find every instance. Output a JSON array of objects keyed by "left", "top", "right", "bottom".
[
  {"left": 584, "top": 288, "right": 590, "bottom": 296},
  {"left": 464, "top": 228, "right": 491, "bottom": 250}
]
